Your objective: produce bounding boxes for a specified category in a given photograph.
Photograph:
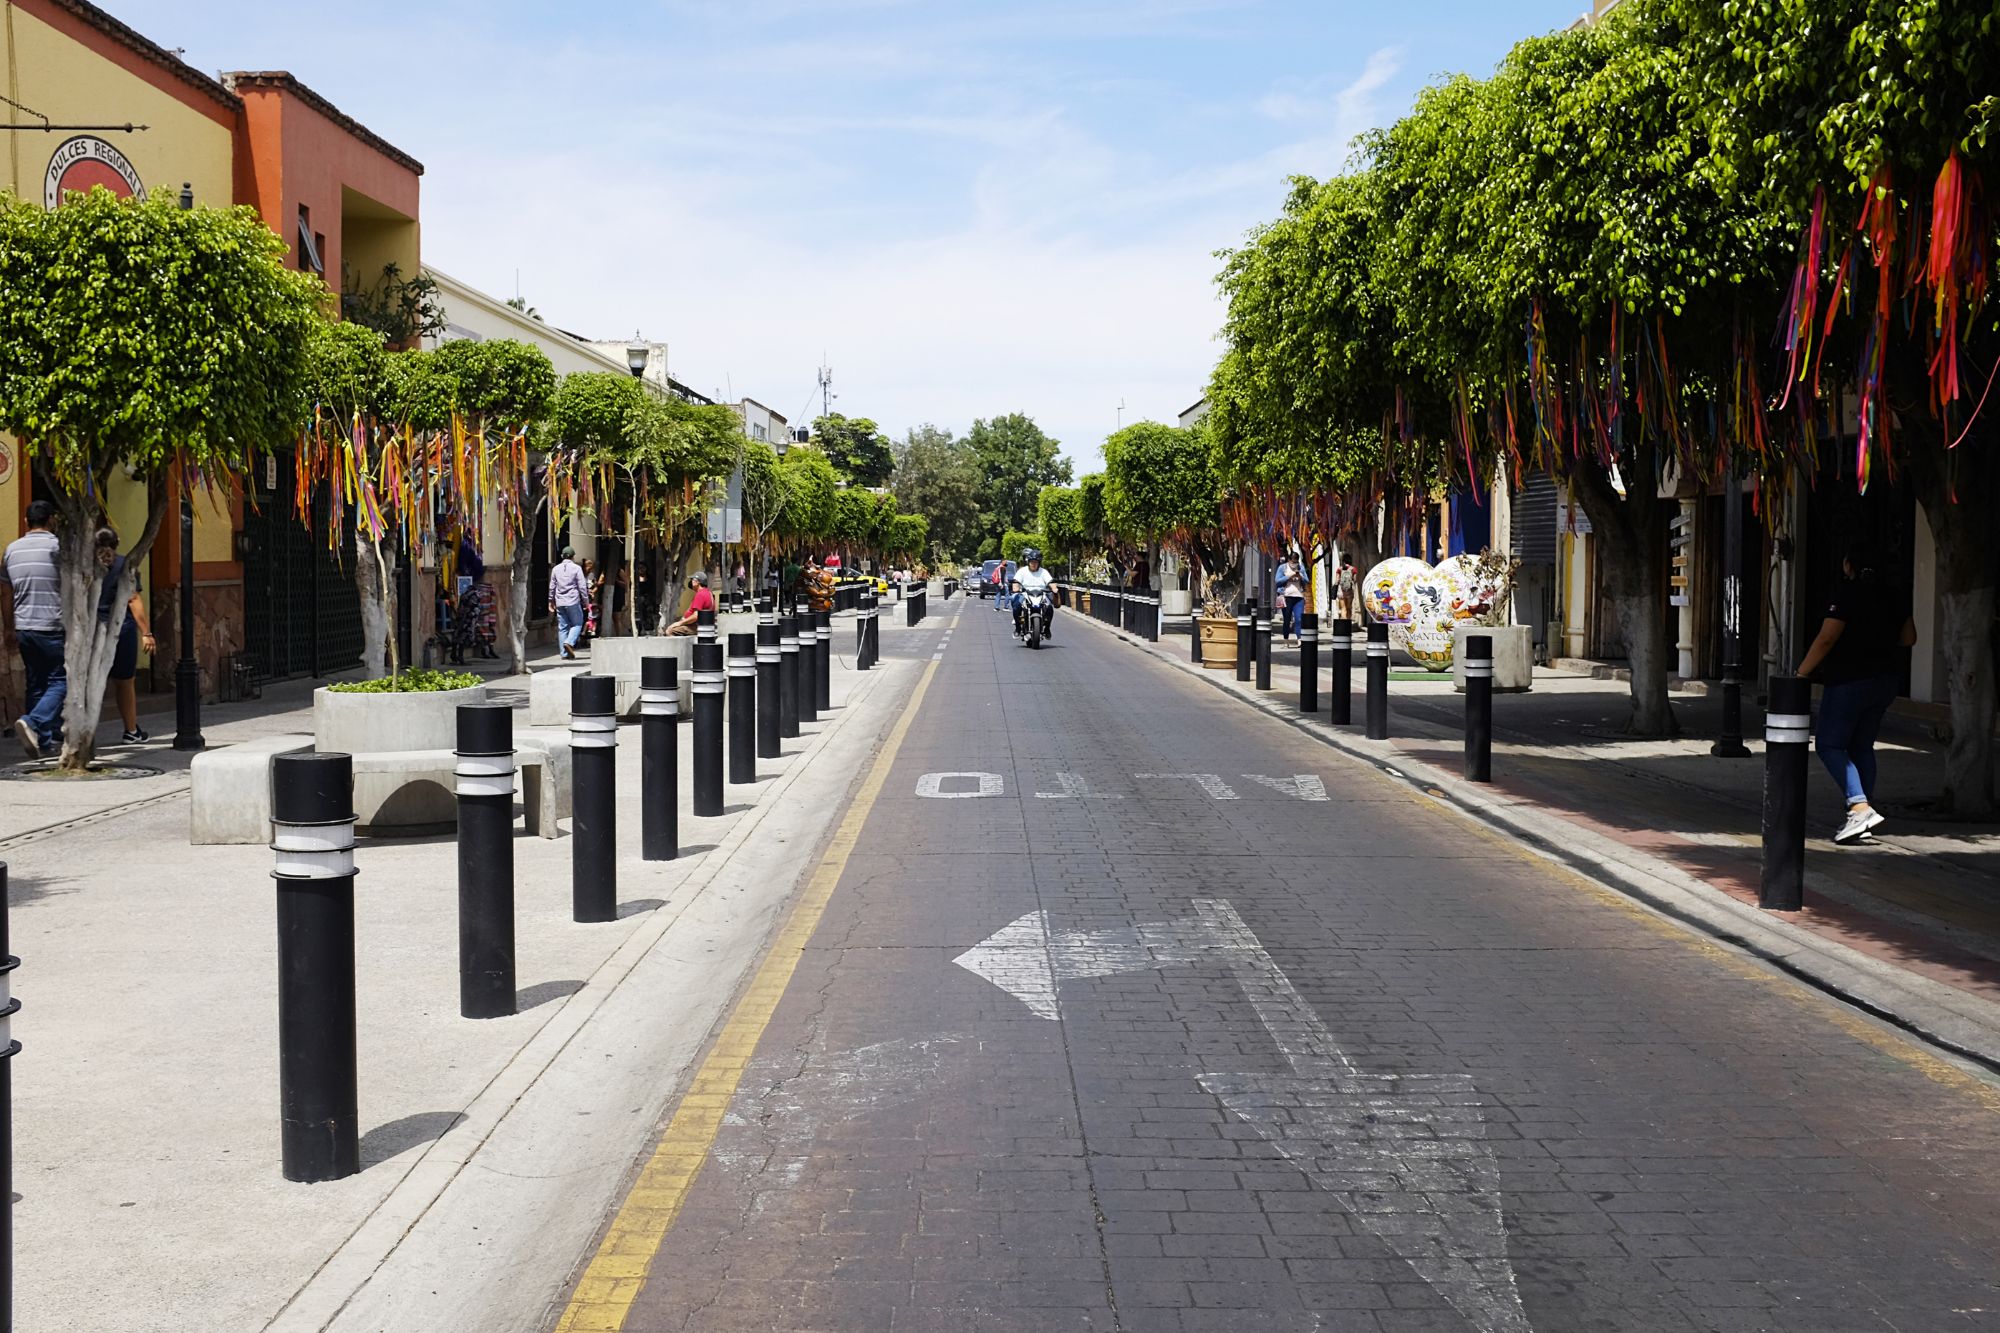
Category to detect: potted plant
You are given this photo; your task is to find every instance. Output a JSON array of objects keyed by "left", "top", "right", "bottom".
[
  {"left": 1196, "top": 591, "right": 1237, "bottom": 669},
  {"left": 315, "top": 668, "right": 488, "bottom": 756}
]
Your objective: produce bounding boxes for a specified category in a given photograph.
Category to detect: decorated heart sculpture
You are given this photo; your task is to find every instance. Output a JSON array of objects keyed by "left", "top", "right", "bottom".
[{"left": 1361, "top": 556, "right": 1471, "bottom": 672}]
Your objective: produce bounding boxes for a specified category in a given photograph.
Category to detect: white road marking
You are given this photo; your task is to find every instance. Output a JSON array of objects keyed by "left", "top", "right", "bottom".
[
  {"left": 1189, "top": 899, "right": 1531, "bottom": 1333},
  {"left": 951, "top": 900, "right": 1529, "bottom": 1331},
  {"left": 1034, "top": 772, "right": 1125, "bottom": 799},
  {"left": 1134, "top": 772, "right": 1238, "bottom": 799},
  {"left": 1241, "top": 773, "right": 1329, "bottom": 801},
  {"left": 913, "top": 771, "right": 1004, "bottom": 798},
  {"left": 950, "top": 908, "right": 1240, "bottom": 1020}
]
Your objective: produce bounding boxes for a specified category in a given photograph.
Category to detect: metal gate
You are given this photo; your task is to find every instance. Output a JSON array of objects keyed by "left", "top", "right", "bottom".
[{"left": 242, "top": 450, "right": 364, "bottom": 681}]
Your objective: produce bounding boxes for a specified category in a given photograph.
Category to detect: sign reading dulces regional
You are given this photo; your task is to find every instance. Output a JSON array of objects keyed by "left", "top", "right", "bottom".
[{"left": 43, "top": 135, "right": 144, "bottom": 209}]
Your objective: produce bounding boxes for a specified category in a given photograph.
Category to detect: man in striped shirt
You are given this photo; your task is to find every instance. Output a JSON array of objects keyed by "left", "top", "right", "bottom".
[{"left": 3, "top": 500, "right": 66, "bottom": 758}]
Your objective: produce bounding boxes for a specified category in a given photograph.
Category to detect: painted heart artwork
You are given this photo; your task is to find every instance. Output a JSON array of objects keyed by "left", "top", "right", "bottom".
[{"left": 1361, "top": 555, "right": 1510, "bottom": 671}]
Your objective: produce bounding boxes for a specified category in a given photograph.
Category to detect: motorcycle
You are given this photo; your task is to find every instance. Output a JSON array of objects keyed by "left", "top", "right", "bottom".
[{"left": 1014, "top": 585, "right": 1054, "bottom": 649}]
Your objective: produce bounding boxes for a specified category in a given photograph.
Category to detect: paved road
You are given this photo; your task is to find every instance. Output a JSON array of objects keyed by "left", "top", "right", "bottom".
[{"left": 557, "top": 594, "right": 2000, "bottom": 1332}]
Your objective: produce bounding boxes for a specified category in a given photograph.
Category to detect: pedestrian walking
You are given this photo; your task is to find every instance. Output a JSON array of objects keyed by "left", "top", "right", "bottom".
[
  {"left": 1336, "top": 555, "right": 1359, "bottom": 622},
  {"left": 549, "top": 546, "right": 589, "bottom": 660},
  {"left": 1795, "top": 543, "right": 1917, "bottom": 845},
  {"left": 94, "top": 527, "right": 155, "bottom": 744},
  {"left": 1276, "top": 552, "right": 1307, "bottom": 642},
  {"left": 4, "top": 499, "right": 66, "bottom": 759}
]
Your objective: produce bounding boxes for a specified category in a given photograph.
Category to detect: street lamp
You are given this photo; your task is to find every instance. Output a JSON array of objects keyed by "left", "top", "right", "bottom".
[
  {"left": 626, "top": 334, "right": 649, "bottom": 379},
  {"left": 172, "top": 182, "right": 203, "bottom": 752}
]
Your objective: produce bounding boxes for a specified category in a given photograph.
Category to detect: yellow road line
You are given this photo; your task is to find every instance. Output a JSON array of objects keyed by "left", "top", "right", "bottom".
[{"left": 555, "top": 658, "right": 941, "bottom": 1333}]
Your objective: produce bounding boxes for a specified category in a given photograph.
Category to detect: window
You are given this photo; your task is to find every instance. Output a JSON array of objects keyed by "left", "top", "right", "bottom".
[{"left": 296, "top": 205, "right": 325, "bottom": 275}]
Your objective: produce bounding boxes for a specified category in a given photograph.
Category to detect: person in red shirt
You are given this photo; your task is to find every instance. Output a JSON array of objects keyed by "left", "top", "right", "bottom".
[{"left": 666, "top": 571, "right": 716, "bottom": 636}]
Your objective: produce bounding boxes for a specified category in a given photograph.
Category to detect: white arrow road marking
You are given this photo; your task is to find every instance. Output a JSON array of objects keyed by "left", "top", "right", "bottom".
[
  {"left": 1241, "top": 773, "right": 1329, "bottom": 801},
  {"left": 1190, "top": 899, "right": 1531, "bottom": 1333},
  {"left": 951, "top": 901, "right": 1529, "bottom": 1331},
  {"left": 1133, "top": 772, "right": 1238, "bottom": 799},
  {"left": 950, "top": 909, "right": 1239, "bottom": 1020},
  {"left": 1034, "top": 772, "right": 1126, "bottom": 799}
]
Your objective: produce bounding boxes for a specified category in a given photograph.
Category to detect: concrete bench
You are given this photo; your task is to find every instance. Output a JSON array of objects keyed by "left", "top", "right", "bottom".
[
  {"left": 531, "top": 636, "right": 693, "bottom": 725},
  {"left": 190, "top": 733, "right": 570, "bottom": 845}
]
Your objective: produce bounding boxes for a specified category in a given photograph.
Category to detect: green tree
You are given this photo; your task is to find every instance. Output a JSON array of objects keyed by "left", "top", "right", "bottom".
[
  {"left": 883, "top": 514, "right": 929, "bottom": 563},
  {"left": 1101, "top": 422, "right": 1220, "bottom": 579},
  {"left": 999, "top": 530, "right": 1044, "bottom": 566},
  {"left": 829, "top": 488, "right": 879, "bottom": 560},
  {"left": 1037, "top": 485, "right": 1085, "bottom": 566},
  {"left": 891, "top": 424, "right": 981, "bottom": 560},
  {"left": 1078, "top": 474, "right": 1107, "bottom": 544},
  {"left": 967, "top": 413, "right": 1071, "bottom": 541},
  {"left": 0, "top": 188, "right": 324, "bottom": 768},
  {"left": 812, "top": 413, "right": 895, "bottom": 486},
  {"left": 775, "top": 446, "right": 838, "bottom": 550}
]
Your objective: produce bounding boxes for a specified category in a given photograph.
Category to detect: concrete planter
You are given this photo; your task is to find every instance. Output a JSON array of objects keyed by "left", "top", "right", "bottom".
[
  {"left": 1451, "top": 623, "right": 1534, "bottom": 693},
  {"left": 314, "top": 682, "right": 489, "bottom": 755},
  {"left": 1162, "top": 589, "right": 1193, "bottom": 617},
  {"left": 313, "top": 682, "right": 489, "bottom": 833},
  {"left": 1197, "top": 616, "right": 1237, "bottom": 670}
]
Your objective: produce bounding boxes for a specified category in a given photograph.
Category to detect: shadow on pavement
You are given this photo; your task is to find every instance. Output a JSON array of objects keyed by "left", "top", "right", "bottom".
[{"left": 360, "top": 1110, "right": 466, "bottom": 1168}]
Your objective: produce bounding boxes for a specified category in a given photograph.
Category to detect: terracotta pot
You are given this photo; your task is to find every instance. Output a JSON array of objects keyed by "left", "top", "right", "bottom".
[{"left": 1197, "top": 616, "right": 1237, "bottom": 669}]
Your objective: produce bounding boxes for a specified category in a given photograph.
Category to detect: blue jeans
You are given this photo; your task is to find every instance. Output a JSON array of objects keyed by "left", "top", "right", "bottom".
[
  {"left": 1281, "top": 598, "right": 1302, "bottom": 638},
  {"left": 555, "top": 602, "right": 585, "bottom": 651},
  {"left": 1816, "top": 673, "right": 1898, "bottom": 806},
  {"left": 18, "top": 629, "right": 66, "bottom": 750}
]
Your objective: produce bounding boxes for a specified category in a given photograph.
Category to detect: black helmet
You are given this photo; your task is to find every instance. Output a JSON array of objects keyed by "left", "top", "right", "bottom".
[{"left": 1023, "top": 547, "right": 1041, "bottom": 563}]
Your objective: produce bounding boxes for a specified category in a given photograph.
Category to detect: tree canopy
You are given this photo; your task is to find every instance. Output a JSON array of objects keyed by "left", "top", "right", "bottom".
[
  {"left": 967, "top": 413, "right": 1071, "bottom": 538},
  {"left": 1101, "top": 422, "right": 1217, "bottom": 547},
  {"left": 813, "top": 413, "right": 895, "bottom": 486},
  {"left": 891, "top": 425, "right": 982, "bottom": 560}
]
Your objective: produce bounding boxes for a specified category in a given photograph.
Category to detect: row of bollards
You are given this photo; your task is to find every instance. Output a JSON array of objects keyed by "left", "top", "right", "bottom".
[{"left": 267, "top": 589, "right": 880, "bottom": 1185}]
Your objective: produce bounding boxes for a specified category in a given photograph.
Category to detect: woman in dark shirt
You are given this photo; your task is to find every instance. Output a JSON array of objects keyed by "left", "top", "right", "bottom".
[{"left": 1795, "top": 544, "right": 1917, "bottom": 845}]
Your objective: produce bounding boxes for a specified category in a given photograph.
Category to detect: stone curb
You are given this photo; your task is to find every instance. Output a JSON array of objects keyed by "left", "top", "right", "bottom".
[{"left": 1071, "top": 613, "right": 2000, "bottom": 1074}]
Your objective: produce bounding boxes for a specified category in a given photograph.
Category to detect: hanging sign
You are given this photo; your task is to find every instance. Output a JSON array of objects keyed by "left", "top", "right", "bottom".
[{"left": 44, "top": 136, "right": 145, "bottom": 209}]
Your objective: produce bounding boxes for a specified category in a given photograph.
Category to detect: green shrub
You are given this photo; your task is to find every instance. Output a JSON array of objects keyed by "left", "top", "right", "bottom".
[{"left": 328, "top": 669, "right": 481, "bottom": 694}]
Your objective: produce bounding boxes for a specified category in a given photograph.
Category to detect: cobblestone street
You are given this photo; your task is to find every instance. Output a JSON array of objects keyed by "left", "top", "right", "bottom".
[{"left": 561, "top": 600, "right": 2000, "bottom": 1332}]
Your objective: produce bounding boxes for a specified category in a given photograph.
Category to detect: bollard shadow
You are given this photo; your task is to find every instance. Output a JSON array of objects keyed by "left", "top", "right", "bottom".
[
  {"left": 516, "top": 978, "right": 585, "bottom": 1011},
  {"left": 674, "top": 843, "right": 719, "bottom": 857},
  {"left": 617, "top": 897, "right": 666, "bottom": 919},
  {"left": 360, "top": 1110, "right": 465, "bottom": 1168},
  {"left": 720, "top": 803, "right": 754, "bottom": 816}
]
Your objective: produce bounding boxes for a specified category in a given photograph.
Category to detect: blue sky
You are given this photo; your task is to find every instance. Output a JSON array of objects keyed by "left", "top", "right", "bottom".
[{"left": 115, "top": 0, "right": 1582, "bottom": 471}]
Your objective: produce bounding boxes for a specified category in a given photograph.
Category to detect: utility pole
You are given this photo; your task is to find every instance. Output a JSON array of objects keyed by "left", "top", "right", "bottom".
[{"left": 818, "top": 363, "right": 833, "bottom": 421}]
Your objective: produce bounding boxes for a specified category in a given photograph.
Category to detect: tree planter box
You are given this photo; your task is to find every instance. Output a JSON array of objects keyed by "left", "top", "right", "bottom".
[
  {"left": 1197, "top": 616, "right": 1237, "bottom": 669},
  {"left": 1162, "top": 589, "right": 1193, "bottom": 617},
  {"left": 314, "top": 683, "right": 489, "bottom": 832},
  {"left": 1451, "top": 623, "right": 1534, "bottom": 693}
]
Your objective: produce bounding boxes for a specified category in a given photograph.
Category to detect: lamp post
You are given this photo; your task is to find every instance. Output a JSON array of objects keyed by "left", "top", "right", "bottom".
[
  {"left": 626, "top": 335, "right": 649, "bottom": 380},
  {"left": 171, "top": 182, "right": 204, "bottom": 753}
]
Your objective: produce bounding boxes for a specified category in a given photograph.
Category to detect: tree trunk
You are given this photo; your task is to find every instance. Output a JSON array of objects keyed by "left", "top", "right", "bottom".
[
  {"left": 508, "top": 535, "right": 532, "bottom": 672},
  {"left": 54, "top": 474, "right": 168, "bottom": 770},
  {"left": 1898, "top": 374, "right": 1997, "bottom": 818},
  {"left": 1571, "top": 452, "right": 1677, "bottom": 736},
  {"left": 355, "top": 536, "right": 397, "bottom": 679}
]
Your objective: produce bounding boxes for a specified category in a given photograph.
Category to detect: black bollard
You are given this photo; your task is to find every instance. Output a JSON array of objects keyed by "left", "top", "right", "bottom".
[
  {"left": 695, "top": 605, "right": 716, "bottom": 646},
  {"left": 1253, "top": 608, "right": 1273, "bottom": 691},
  {"left": 861, "top": 594, "right": 878, "bottom": 669},
  {"left": 0, "top": 862, "right": 13, "bottom": 1325},
  {"left": 815, "top": 610, "right": 833, "bottom": 713},
  {"left": 271, "top": 751, "right": 360, "bottom": 1183},
  {"left": 570, "top": 674, "right": 619, "bottom": 922},
  {"left": 728, "top": 631, "right": 757, "bottom": 783},
  {"left": 454, "top": 703, "right": 517, "bottom": 1019},
  {"left": 691, "top": 641, "right": 726, "bottom": 816},
  {"left": 1365, "top": 620, "right": 1389, "bottom": 740},
  {"left": 1298, "top": 613, "right": 1319, "bottom": 713},
  {"left": 855, "top": 595, "right": 870, "bottom": 671},
  {"left": 778, "top": 614, "right": 802, "bottom": 738},
  {"left": 641, "top": 657, "right": 679, "bottom": 861},
  {"left": 1760, "top": 676, "right": 1811, "bottom": 911},
  {"left": 1191, "top": 596, "right": 1204, "bottom": 663},
  {"left": 1463, "top": 633, "right": 1493, "bottom": 783},
  {"left": 907, "top": 589, "right": 919, "bottom": 626},
  {"left": 1329, "top": 617, "right": 1353, "bottom": 725},
  {"left": 755, "top": 621, "right": 782, "bottom": 759},
  {"left": 1235, "top": 600, "right": 1254, "bottom": 683},
  {"left": 794, "top": 602, "right": 818, "bottom": 726},
  {"left": 869, "top": 593, "right": 883, "bottom": 666},
  {"left": 1149, "top": 594, "right": 1162, "bottom": 643}
]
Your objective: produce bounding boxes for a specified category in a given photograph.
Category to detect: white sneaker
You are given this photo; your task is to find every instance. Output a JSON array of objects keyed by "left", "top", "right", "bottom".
[
  {"left": 1834, "top": 807, "right": 1885, "bottom": 844},
  {"left": 12, "top": 718, "right": 39, "bottom": 760}
]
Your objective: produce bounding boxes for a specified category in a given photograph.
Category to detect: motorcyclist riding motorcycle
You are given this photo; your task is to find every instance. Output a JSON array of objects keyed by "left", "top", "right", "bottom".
[{"left": 1011, "top": 549, "right": 1055, "bottom": 643}]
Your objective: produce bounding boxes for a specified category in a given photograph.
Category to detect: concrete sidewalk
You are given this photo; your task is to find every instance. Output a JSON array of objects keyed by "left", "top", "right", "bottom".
[
  {"left": 4, "top": 598, "right": 962, "bottom": 1332},
  {"left": 1074, "top": 610, "right": 2000, "bottom": 1069}
]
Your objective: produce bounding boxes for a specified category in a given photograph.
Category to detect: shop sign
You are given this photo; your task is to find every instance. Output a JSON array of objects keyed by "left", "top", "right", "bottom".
[{"left": 44, "top": 136, "right": 145, "bottom": 209}]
